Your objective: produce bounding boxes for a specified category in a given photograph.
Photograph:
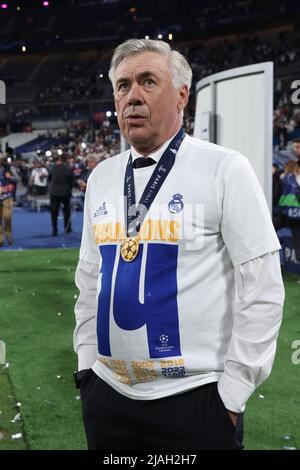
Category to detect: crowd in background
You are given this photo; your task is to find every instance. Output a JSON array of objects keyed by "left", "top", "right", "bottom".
[{"left": 1, "top": 120, "right": 120, "bottom": 204}]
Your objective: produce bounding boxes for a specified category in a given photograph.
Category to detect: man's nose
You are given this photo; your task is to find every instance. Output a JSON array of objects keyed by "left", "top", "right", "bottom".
[{"left": 127, "top": 82, "right": 143, "bottom": 106}]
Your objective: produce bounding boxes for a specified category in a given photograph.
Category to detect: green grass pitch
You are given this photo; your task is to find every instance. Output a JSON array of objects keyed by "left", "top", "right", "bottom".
[{"left": 0, "top": 248, "right": 299, "bottom": 450}]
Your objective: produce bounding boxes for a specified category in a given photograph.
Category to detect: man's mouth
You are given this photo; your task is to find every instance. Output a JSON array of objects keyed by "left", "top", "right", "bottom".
[{"left": 126, "top": 115, "right": 146, "bottom": 119}]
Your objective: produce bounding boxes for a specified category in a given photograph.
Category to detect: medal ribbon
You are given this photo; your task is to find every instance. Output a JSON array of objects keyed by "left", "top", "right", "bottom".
[{"left": 124, "top": 128, "right": 186, "bottom": 237}]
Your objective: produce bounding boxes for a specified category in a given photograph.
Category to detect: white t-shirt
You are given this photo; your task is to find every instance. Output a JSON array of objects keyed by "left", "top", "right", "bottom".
[
  {"left": 77, "top": 134, "right": 281, "bottom": 400},
  {"left": 31, "top": 167, "right": 48, "bottom": 187}
]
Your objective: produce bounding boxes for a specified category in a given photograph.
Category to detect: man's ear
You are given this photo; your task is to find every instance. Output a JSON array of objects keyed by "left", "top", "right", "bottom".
[{"left": 177, "top": 84, "right": 189, "bottom": 112}]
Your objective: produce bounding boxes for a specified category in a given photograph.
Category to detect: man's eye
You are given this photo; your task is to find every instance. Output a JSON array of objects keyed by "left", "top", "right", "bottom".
[
  {"left": 144, "top": 78, "right": 155, "bottom": 86},
  {"left": 118, "top": 83, "right": 128, "bottom": 91}
]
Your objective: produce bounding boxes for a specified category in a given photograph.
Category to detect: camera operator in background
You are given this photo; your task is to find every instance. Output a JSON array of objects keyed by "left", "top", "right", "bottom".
[
  {"left": 29, "top": 159, "right": 49, "bottom": 196},
  {"left": 0, "top": 155, "right": 19, "bottom": 246}
]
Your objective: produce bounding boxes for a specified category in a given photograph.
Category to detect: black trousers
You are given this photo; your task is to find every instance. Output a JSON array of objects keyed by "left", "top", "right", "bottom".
[
  {"left": 32, "top": 185, "right": 48, "bottom": 196},
  {"left": 81, "top": 370, "right": 244, "bottom": 450},
  {"left": 50, "top": 195, "right": 71, "bottom": 233}
]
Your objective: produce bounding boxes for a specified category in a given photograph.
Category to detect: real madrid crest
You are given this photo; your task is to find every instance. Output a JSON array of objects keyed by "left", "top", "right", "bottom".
[
  {"left": 168, "top": 193, "right": 184, "bottom": 214},
  {"left": 121, "top": 237, "right": 139, "bottom": 262}
]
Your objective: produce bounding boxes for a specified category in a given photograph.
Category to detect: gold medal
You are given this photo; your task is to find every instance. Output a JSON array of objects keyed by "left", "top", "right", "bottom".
[{"left": 120, "top": 237, "right": 139, "bottom": 262}]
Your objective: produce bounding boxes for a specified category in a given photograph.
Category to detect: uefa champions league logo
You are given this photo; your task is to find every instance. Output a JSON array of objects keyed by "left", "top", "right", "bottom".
[
  {"left": 156, "top": 333, "right": 174, "bottom": 353},
  {"left": 168, "top": 193, "right": 184, "bottom": 214},
  {"left": 159, "top": 334, "right": 169, "bottom": 346}
]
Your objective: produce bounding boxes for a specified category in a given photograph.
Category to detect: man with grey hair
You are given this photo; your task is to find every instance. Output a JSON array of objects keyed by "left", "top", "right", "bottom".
[
  {"left": 74, "top": 39, "right": 284, "bottom": 450},
  {"left": 78, "top": 154, "right": 99, "bottom": 194}
]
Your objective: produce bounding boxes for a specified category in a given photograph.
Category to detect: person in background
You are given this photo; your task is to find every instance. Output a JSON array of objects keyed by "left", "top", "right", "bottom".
[
  {"left": 48, "top": 153, "right": 74, "bottom": 236},
  {"left": 78, "top": 155, "right": 99, "bottom": 195},
  {"left": 70, "top": 156, "right": 85, "bottom": 189},
  {"left": 274, "top": 160, "right": 300, "bottom": 264},
  {"left": 0, "top": 155, "right": 19, "bottom": 246},
  {"left": 29, "top": 160, "right": 49, "bottom": 196},
  {"left": 292, "top": 137, "right": 300, "bottom": 167}
]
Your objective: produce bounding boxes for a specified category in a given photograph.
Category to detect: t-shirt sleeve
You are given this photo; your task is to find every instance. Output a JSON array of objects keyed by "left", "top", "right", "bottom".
[
  {"left": 79, "top": 174, "right": 100, "bottom": 265},
  {"left": 220, "top": 152, "right": 281, "bottom": 266}
]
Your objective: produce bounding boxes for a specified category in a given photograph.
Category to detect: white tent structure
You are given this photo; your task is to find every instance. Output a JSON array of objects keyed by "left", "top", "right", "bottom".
[{"left": 194, "top": 62, "right": 273, "bottom": 210}]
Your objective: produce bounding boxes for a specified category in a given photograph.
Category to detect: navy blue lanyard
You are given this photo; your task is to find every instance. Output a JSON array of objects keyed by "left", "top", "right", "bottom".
[{"left": 124, "top": 128, "right": 186, "bottom": 237}]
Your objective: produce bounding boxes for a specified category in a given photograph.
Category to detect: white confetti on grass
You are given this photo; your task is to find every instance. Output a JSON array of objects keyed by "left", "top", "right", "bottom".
[
  {"left": 11, "top": 433, "right": 22, "bottom": 439},
  {"left": 57, "top": 312, "right": 62, "bottom": 316},
  {"left": 258, "top": 394, "right": 264, "bottom": 399},
  {"left": 15, "top": 402, "right": 22, "bottom": 408},
  {"left": 283, "top": 446, "right": 297, "bottom": 450},
  {"left": 11, "top": 413, "right": 21, "bottom": 423},
  {"left": 57, "top": 375, "right": 61, "bottom": 379}
]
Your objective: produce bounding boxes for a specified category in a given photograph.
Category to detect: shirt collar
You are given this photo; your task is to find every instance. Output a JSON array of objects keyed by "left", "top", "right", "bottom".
[{"left": 130, "top": 133, "right": 176, "bottom": 164}]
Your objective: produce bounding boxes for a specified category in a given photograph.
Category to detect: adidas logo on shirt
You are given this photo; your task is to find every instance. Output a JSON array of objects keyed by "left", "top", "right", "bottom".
[{"left": 94, "top": 202, "right": 108, "bottom": 218}]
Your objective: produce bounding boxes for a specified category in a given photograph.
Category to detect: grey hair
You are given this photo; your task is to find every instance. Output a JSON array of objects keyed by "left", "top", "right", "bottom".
[
  {"left": 85, "top": 154, "right": 99, "bottom": 163},
  {"left": 108, "top": 39, "right": 192, "bottom": 92}
]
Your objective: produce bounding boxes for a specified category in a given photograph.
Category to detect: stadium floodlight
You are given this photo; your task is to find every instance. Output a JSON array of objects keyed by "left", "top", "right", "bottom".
[
  {"left": 114, "top": 111, "right": 117, "bottom": 117},
  {"left": 168, "top": 33, "right": 173, "bottom": 40},
  {"left": 43, "top": 1, "right": 49, "bottom": 6},
  {"left": 57, "top": 149, "right": 63, "bottom": 156},
  {"left": 157, "top": 34, "right": 163, "bottom": 39},
  {"left": 22, "top": 46, "right": 26, "bottom": 53},
  {"left": 1, "top": 4, "right": 8, "bottom": 9},
  {"left": 99, "top": 73, "right": 104, "bottom": 78},
  {"left": 106, "top": 111, "right": 112, "bottom": 117},
  {"left": 145, "top": 35, "right": 150, "bottom": 40},
  {"left": 17, "top": 6, "right": 21, "bottom": 11},
  {"left": 81, "top": 142, "right": 87, "bottom": 149},
  {"left": 45, "top": 150, "right": 52, "bottom": 157}
]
